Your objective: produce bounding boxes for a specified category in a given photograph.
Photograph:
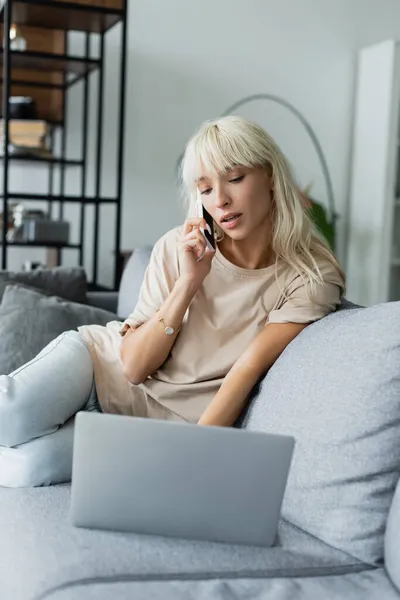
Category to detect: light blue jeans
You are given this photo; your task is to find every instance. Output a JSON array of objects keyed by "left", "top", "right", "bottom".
[{"left": 0, "top": 331, "right": 101, "bottom": 487}]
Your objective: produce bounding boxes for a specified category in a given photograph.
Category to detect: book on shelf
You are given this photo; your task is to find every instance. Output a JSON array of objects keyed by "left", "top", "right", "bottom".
[
  {"left": 0, "top": 133, "right": 49, "bottom": 147},
  {"left": 0, "top": 120, "right": 50, "bottom": 137},
  {"left": 0, "top": 120, "right": 50, "bottom": 153},
  {"left": 0, "top": 135, "right": 47, "bottom": 149}
]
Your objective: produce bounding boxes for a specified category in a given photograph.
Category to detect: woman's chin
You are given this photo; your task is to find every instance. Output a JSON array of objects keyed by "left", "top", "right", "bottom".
[{"left": 224, "top": 228, "right": 249, "bottom": 241}]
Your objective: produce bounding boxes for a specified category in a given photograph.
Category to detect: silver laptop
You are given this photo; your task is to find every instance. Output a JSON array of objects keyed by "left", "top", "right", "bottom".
[{"left": 70, "top": 411, "right": 294, "bottom": 547}]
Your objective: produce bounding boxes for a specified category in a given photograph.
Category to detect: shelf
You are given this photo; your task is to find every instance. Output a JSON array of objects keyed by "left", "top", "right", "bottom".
[
  {"left": 0, "top": 0, "right": 127, "bottom": 286},
  {"left": 0, "top": 0, "right": 124, "bottom": 34},
  {"left": 0, "top": 49, "right": 99, "bottom": 79},
  {"left": 0, "top": 155, "right": 83, "bottom": 166},
  {"left": 1, "top": 193, "right": 118, "bottom": 203},
  {"left": 5, "top": 241, "right": 81, "bottom": 249},
  {"left": 0, "top": 78, "right": 66, "bottom": 90}
]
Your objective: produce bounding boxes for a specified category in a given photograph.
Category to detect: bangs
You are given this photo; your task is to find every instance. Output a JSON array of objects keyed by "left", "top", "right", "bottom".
[{"left": 182, "top": 122, "right": 264, "bottom": 190}]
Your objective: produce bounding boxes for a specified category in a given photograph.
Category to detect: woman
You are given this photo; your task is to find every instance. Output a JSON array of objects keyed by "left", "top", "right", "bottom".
[{"left": 0, "top": 115, "right": 345, "bottom": 487}]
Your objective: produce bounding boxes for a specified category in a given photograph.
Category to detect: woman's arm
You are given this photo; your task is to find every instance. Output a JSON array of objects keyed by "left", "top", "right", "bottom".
[
  {"left": 121, "top": 278, "right": 198, "bottom": 385},
  {"left": 197, "top": 322, "right": 307, "bottom": 427},
  {"left": 121, "top": 218, "right": 214, "bottom": 385}
]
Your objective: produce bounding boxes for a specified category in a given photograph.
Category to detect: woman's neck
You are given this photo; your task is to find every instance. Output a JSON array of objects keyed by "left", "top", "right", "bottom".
[{"left": 218, "top": 229, "right": 275, "bottom": 270}]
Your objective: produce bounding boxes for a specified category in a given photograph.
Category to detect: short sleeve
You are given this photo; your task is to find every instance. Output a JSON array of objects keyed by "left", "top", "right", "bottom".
[
  {"left": 120, "top": 228, "right": 180, "bottom": 336},
  {"left": 268, "top": 278, "right": 343, "bottom": 325}
]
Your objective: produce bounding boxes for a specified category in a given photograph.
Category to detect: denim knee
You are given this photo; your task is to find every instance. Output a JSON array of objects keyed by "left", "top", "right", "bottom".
[{"left": 0, "top": 330, "right": 94, "bottom": 448}]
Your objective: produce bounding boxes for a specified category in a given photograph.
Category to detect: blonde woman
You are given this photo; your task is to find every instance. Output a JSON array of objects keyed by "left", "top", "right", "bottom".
[{"left": 0, "top": 116, "right": 345, "bottom": 487}]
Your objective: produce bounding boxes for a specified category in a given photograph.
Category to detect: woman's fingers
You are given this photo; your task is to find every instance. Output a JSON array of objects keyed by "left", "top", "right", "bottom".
[
  {"left": 183, "top": 218, "right": 209, "bottom": 236},
  {"left": 183, "top": 229, "right": 203, "bottom": 241},
  {"left": 182, "top": 228, "right": 206, "bottom": 251},
  {"left": 181, "top": 238, "right": 206, "bottom": 259},
  {"left": 181, "top": 218, "right": 215, "bottom": 261}
]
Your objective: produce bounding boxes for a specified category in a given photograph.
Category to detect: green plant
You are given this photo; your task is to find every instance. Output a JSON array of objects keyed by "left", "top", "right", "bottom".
[{"left": 299, "top": 184, "right": 335, "bottom": 251}]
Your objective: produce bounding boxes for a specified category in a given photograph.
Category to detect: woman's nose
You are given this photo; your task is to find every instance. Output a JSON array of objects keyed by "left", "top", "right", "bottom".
[{"left": 214, "top": 187, "right": 231, "bottom": 209}]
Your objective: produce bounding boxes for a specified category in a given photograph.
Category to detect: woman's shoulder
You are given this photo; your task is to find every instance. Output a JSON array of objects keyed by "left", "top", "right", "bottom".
[
  {"left": 277, "top": 252, "right": 345, "bottom": 295},
  {"left": 152, "top": 225, "right": 184, "bottom": 257},
  {"left": 314, "top": 254, "right": 345, "bottom": 289},
  {"left": 147, "top": 225, "right": 185, "bottom": 282}
]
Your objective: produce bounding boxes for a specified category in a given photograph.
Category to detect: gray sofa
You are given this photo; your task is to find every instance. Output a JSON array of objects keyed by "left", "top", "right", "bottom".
[{"left": 1, "top": 248, "right": 400, "bottom": 600}]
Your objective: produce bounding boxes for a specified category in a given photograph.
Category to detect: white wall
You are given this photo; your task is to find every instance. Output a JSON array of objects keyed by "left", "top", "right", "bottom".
[
  {"left": 4, "top": 0, "right": 400, "bottom": 285},
  {"left": 118, "top": 0, "right": 400, "bottom": 267}
]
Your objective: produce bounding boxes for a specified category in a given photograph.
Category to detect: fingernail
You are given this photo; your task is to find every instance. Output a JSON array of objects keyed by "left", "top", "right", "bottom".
[{"left": 206, "top": 223, "right": 212, "bottom": 235}]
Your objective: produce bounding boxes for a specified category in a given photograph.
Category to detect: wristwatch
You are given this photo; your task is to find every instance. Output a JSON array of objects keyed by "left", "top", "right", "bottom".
[{"left": 156, "top": 309, "right": 180, "bottom": 336}]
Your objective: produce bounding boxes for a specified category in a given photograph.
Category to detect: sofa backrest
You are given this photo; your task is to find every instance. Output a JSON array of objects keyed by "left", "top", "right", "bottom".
[
  {"left": 243, "top": 301, "right": 400, "bottom": 567},
  {"left": 385, "top": 475, "right": 400, "bottom": 592},
  {"left": 118, "top": 246, "right": 153, "bottom": 320}
]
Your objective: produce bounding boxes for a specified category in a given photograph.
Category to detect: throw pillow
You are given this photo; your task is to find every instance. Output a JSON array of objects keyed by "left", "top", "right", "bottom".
[
  {"left": 385, "top": 476, "right": 400, "bottom": 592},
  {"left": 243, "top": 302, "right": 400, "bottom": 566},
  {"left": 117, "top": 246, "right": 152, "bottom": 319},
  {"left": 0, "top": 284, "right": 118, "bottom": 375},
  {"left": 0, "top": 266, "right": 87, "bottom": 304}
]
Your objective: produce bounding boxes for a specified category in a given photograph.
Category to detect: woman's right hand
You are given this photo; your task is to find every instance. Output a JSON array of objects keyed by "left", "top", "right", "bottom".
[{"left": 177, "top": 218, "right": 216, "bottom": 289}]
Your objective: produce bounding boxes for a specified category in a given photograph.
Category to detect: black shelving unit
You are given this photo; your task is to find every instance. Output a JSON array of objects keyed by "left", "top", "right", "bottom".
[
  {"left": 0, "top": 0, "right": 128, "bottom": 290},
  {"left": 3, "top": 0, "right": 124, "bottom": 34}
]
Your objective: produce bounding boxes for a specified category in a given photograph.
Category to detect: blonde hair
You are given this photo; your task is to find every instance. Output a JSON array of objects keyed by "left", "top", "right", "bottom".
[{"left": 180, "top": 115, "right": 345, "bottom": 295}]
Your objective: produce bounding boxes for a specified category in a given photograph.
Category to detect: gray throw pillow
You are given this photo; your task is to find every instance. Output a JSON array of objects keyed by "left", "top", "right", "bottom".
[
  {"left": 244, "top": 302, "right": 400, "bottom": 566},
  {"left": 385, "top": 477, "right": 400, "bottom": 592},
  {"left": 0, "top": 266, "right": 87, "bottom": 304},
  {"left": 117, "top": 246, "right": 153, "bottom": 319},
  {"left": 0, "top": 284, "right": 118, "bottom": 375}
]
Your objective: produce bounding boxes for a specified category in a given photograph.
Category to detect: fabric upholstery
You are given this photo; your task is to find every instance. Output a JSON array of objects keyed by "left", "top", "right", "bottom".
[
  {"left": 1, "top": 254, "right": 397, "bottom": 600},
  {"left": 86, "top": 291, "right": 119, "bottom": 314},
  {"left": 0, "top": 484, "right": 365, "bottom": 600},
  {"left": 0, "top": 266, "right": 87, "bottom": 304},
  {"left": 0, "top": 285, "right": 117, "bottom": 375},
  {"left": 243, "top": 301, "right": 400, "bottom": 566},
  {"left": 385, "top": 476, "right": 400, "bottom": 592},
  {"left": 32, "top": 569, "right": 398, "bottom": 600},
  {"left": 117, "top": 246, "right": 152, "bottom": 319}
]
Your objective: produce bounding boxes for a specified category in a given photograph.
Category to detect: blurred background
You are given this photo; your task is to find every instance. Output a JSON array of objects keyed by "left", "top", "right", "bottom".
[{"left": 2, "top": 0, "right": 400, "bottom": 306}]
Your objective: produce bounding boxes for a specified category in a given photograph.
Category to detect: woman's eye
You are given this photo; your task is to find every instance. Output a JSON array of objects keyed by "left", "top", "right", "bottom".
[
  {"left": 230, "top": 175, "right": 245, "bottom": 184},
  {"left": 200, "top": 188, "right": 212, "bottom": 195}
]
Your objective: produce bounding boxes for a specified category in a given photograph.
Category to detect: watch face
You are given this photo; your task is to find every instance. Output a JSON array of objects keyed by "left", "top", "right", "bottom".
[{"left": 165, "top": 326, "right": 174, "bottom": 335}]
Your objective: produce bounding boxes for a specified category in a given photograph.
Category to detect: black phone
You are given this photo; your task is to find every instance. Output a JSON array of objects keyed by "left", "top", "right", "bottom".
[{"left": 196, "top": 192, "right": 215, "bottom": 252}]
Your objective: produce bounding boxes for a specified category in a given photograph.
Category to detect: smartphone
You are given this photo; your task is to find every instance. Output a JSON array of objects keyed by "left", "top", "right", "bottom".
[{"left": 196, "top": 190, "right": 216, "bottom": 252}]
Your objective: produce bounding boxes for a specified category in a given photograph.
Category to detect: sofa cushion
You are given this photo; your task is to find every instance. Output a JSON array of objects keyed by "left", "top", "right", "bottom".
[
  {"left": 0, "top": 485, "right": 366, "bottom": 600},
  {"left": 87, "top": 290, "right": 119, "bottom": 314},
  {"left": 0, "top": 284, "right": 117, "bottom": 375},
  {"left": 0, "top": 266, "right": 87, "bottom": 304},
  {"left": 244, "top": 302, "right": 400, "bottom": 566},
  {"left": 33, "top": 569, "right": 398, "bottom": 600},
  {"left": 385, "top": 476, "right": 400, "bottom": 592},
  {"left": 117, "top": 246, "right": 152, "bottom": 319}
]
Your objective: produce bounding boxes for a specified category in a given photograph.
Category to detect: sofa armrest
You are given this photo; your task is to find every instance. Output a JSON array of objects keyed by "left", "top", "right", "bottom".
[
  {"left": 87, "top": 291, "right": 119, "bottom": 314},
  {"left": 385, "top": 478, "right": 400, "bottom": 593}
]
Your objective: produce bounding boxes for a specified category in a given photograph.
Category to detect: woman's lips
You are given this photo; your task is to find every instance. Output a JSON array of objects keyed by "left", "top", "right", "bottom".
[{"left": 221, "top": 214, "right": 242, "bottom": 229}]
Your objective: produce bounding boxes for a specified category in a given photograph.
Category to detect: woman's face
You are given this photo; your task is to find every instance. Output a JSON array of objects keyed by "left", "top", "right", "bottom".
[{"left": 196, "top": 165, "right": 273, "bottom": 241}]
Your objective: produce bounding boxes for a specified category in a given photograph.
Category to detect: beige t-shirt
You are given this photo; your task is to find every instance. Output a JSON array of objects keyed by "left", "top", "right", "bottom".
[{"left": 79, "top": 226, "right": 344, "bottom": 423}]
